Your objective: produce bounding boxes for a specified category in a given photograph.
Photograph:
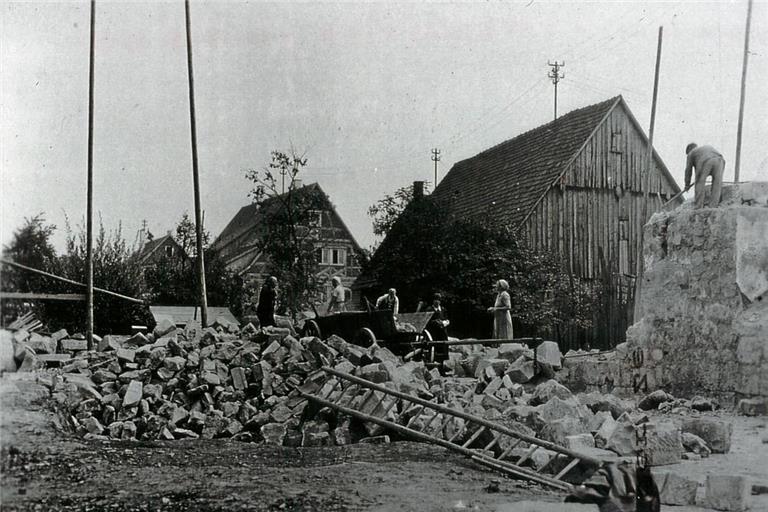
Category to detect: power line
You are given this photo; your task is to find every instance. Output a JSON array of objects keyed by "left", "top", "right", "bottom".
[{"left": 548, "top": 60, "right": 565, "bottom": 120}]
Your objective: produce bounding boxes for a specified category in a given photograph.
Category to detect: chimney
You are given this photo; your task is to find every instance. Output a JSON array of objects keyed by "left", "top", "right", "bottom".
[
  {"left": 413, "top": 181, "right": 425, "bottom": 200},
  {"left": 293, "top": 179, "right": 303, "bottom": 189}
]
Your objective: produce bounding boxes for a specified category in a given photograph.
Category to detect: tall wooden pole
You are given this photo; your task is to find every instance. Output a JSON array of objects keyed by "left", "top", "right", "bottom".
[
  {"left": 634, "top": 26, "right": 663, "bottom": 322},
  {"left": 734, "top": 0, "right": 753, "bottom": 183},
  {"left": 86, "top": 0, "right": 96, "bottom": 350},
  {"left": 184, "top": 0, "right": 208, "bottom": 327}
]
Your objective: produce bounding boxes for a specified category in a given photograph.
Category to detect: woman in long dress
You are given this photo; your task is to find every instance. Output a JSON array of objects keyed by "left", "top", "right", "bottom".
[{"left": 488, "top": 279, "right": 514, "bottom": 340}]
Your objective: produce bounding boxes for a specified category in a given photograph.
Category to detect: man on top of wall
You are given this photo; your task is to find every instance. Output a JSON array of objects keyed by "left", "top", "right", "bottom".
[{"left": 683, "top": 143, "right": 726, "bottom": 209}]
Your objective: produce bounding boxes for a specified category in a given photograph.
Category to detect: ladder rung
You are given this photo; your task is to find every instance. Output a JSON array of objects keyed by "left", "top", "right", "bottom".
[
  {"left": 448, "top": 422, "right": 466, "bottom": 444},
  {"left": 321, "top": 379, "right": 341, "bottom": 400},
  {"left": 421, "top": 412, "right": 441, "bottom": 433},
  {"left": 380, "top": 394, "right": 400, "bottom": 417},
  {"left": 405, "top": 405, "right": 426, "bottom": 429},
  {"left": 483, "top": 434, "right": 500, "bottom": 451},
  {"left": 497, "top": 438, "right": 523, "bottom": 461},
  {"left": 461, "top": 426, "right": 486, "bottom": 449},
  {"left": 554, "top": 458, "right": 581, "bottom": 480},
  {"left": 517, "top": 445, "right": 538, "bottom": 465},
  {"left": 357, "top": 389, "right": 375, "bottom": 410}
]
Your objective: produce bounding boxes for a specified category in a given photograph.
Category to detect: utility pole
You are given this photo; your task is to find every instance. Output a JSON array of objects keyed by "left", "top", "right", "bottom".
[
  {"left": 734, "top": 0, "right": 753, "bottom": 183},
  {"left": 85, "top": 0, "right": 96, "bottom": 350},
  {"left": 431, "top": 148, "right": 441, "bottom": 187},
  {"left": 548, "top": 60, "right": 565, "bottom": 120},
  {"left": 635, "top": 26, "right": 664, "bottom": 321},
  {"left": 184, "top": 0, "right": 208, "bottom": 327}
]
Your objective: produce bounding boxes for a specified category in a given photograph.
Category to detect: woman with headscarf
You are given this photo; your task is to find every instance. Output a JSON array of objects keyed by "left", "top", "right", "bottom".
[{"left": 488, "top": 279, "right": 513, "bottom": 340}]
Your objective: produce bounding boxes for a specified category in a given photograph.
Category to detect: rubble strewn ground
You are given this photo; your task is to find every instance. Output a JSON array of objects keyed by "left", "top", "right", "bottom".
[{"left": 2, "top": 316, "right": 768, "bottom": 510}]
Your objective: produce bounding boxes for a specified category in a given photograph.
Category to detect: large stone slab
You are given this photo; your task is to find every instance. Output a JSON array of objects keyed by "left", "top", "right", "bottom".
[
  {"left": 681, "top": 418, "right": 732, "bottom": 454},
  {"left": 703, "top": 475, "right": 751, "bottom": 511}
]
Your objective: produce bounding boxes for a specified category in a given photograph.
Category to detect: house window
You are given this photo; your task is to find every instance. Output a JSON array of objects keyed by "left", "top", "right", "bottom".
[
  {"left": 308, "top": 210, "right": 323, "bottom": 227},
  {"left": 611, "top": 130, "right": 623, "bottom": 154},
  {"left": 330, "top": 248, "right": 345, "bottom": 266},
  {"left": 165, "top": 245, "right": 174, "bottom": 257}
]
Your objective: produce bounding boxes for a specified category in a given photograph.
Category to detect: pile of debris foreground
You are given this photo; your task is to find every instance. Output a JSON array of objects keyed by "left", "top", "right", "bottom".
[{"left": 0, "top": 321, "right": 746, "bottom": 470}]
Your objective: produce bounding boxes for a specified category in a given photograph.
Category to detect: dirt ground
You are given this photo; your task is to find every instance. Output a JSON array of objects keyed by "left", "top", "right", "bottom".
[{"left": 1, "top": 372, "right": 767, "bottom": 512}]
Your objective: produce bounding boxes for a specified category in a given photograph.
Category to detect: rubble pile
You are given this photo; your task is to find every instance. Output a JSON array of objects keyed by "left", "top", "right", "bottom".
[{"left": 3, "top": 321, "right": 741, "bottom": 478}]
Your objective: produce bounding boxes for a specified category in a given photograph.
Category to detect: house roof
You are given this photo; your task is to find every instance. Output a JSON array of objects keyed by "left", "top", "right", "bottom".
[
  {"left": 431, "top": 95, "right": 679, "bottom": 230},
  {"left": 211, "top": 182, "right": 362, "bottom": 259},
  {"left": 136, "top": 234, "right": 175, "bottom": 264}
]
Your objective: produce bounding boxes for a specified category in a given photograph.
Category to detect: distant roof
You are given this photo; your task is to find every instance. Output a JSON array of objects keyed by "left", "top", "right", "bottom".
[
  {"left": 149, "top": 305, "right": 239, "bottom": 327},
  {"left": 211, "top": 182, "right": 361, "bottom": 255},
  {"left": 431, "top": 96, "right": 675, "bottom": 229},
  {"left": 136, "top": 234, "right": 176, "bottom": 263}
]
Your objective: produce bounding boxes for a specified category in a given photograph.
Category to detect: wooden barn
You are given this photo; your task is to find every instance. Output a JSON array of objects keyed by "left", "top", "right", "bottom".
[{"left": 431, "top": 96, "right": 682, "bottom": 346}]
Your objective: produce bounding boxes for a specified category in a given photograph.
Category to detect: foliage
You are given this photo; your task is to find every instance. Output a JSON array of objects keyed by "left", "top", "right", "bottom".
[
  {"left": 1, "top": 214, "right": 58, "bottom": 293},
  {"left": 367, "top": 183, "right": 429, "bottom": 249},
  {"left": 244, "top": 151, "right": 326, "bottom": 318},
  {"left": 143, "top": 215, "right": 244, "bottom": 317},
  {"left": 362, "top": 194, "right": 597, "bottom": 338}
]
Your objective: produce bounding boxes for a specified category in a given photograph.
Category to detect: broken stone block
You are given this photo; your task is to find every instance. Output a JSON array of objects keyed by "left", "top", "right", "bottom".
[
  {"left": 223, "top": 419, "right": 243, "bottom": 437},
  {"left": 98, "top": 335, "right": 122, "bottom": 352},
  {"left": 153, "top": 318, "right": 175, "bottom": 338},
  {"left": 536, "top": 341, "right": 562, "bottom": 369},
  {"left": 505, "top": 358, "right": 535, "bottom": 384},
  {"left": 682, "top": 432, "right": 711, "bottom": 456},
  {"left": 497, "top": 343, "right": 530, "bottom": 363},
  {"left": 594, "top": 415, "right": 618, "bottom": 449},
  {"left": 121, "top": 420, "right": 137, "bottom": 440},
  {"left": 691, "top": 396, "right": 717, "bottom": 411},
  {"left": 60, "top": 338, "right": 88, "bottom": 351},
  {"left": 261, "top": 423, "right": 287, "bottom": 445},
  {"left": 332, "top": 422, "right": 352, "bottom": 446},
  {"left": 230, "top": 367, "right": 247, "bottom": 390},
  {"left": 704, "top": 475, "right": 751, "bottom": 511},
  {"left": 579, "top": 392, "right": 633, "bottom": 419},
  {"left": 108, "top": 421, "right": 124, "bottom": 438},
  {"left": 643, "top": 421, "right": 682, "bottom": 466},
  {"left": 737, "top": 397, "right": 768, "bottom": 416},
  {"left": 124, "top": 332, "right": 149, "bottom": 348},
  {"left": 116, "top": 348, "right": 136, "bottom": 362},
  {"left": 605, "top": 417, "right": 637, "bottom": 456},
  {"left": 81, "top": 416, "right": 104, "bottom": 435},
  {"left": 173, "top": 428, "right": 199, "bottom": 439},
  {"left": 637, "top": 390, "right": 674, "bottom": 411},
  {"left": 681, "top": 418, "right": 732, "bottom": 454},
  {"left": 359, "top": 363, "right": 390, "bottom": 383},
  {"left": 301, "top": 420, "right": 330, "bottom": 447},
  {"left": 531, "top": 379, "right": 573, "bottom": 405},
  {"left": 565, "top": 433, "right": 595, "bottom": 451},
  {"left": 540, "top": 417, "right": 587, "bottom": 447},
  {"left": 28, "top": 333, "right": 57, "bottom": 355},
  {"left": 91, "top": 369, "right": 117, "bottom": 385},
  {"left": 474, "top": 358, "right": 510, "bottom": 380},
  {"left": 122, "top": 380, "right": 143, "bottom": 409},
  {"left": 657, "top": 471, "right": 698, "bottom": 506}
]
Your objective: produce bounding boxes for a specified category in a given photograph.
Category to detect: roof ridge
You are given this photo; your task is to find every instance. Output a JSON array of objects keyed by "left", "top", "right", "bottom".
[{"left": 455, "top": 96, "right": 622, "bottom": 166}]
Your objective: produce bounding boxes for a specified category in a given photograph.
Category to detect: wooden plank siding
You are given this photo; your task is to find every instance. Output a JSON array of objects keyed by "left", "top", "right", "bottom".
[{"left": 518, "top": 103, "right": 678, "bottom": 348}]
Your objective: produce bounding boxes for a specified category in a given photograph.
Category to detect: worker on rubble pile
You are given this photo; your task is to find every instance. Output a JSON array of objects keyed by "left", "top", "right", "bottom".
[
  {"left": 256, "top": 276, "right": 278, "bottom": 328},
  {"left": 426, "top": 292, "right": 450, "bottom": 364},
  {"left": 376, "top": 288, "right": 399, "bottom": 317},
  {"left": 683, "top": 142, "right": 726, "bottom": 209},
  {"left": 327, "top": 276, "right": 346, "bottom": 313},
  {"left": 488, "top": 279, "right": 514, "bottom": 340}
]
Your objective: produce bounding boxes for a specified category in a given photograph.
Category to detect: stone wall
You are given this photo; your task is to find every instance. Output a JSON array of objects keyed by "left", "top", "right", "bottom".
[{"left": 562, "top": 182, "right": 768, "bottom": 404}]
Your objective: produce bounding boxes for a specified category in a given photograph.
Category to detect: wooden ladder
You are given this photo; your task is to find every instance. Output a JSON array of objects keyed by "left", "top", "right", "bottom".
[{"left": 296, "top": 366, "right": 605, "bottom": 492}]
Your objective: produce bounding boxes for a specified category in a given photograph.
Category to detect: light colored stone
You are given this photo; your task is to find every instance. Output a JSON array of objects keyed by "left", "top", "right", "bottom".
[
  {"left": 565, "top": 433, "right": 595, "bottom": 451},
  {"left": 536, "top": 341, "right": 562, "bottom": 369},
  {"left": 643, "top": 421, "right": 682, "bottom": 466},
  {"left": 122, "top": 380, "right": 143, "bottom": 408},
  {"left": 681, "top": 418, "right": 732, "bottom": 454},
  {"left": 704, "top": 475, "right": 751, "bottom": 511},
  {"left": 737, "top": 397, "right": 768, "bottom": 416},
  {"left": 656, "top": 471, "right": 698, "bottom": 506},
  {"left": 531, "top": 379, "right": 573, "bottom": 405}
]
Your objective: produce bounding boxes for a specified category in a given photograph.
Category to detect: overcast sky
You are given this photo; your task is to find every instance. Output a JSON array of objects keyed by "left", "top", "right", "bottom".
[{"left": 2, "top": 0, "right": 766, "bottom": 254}]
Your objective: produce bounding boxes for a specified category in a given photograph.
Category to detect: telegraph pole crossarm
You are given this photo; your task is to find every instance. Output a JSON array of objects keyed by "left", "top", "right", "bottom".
[
  {"left": 431, "top": 148, "right": 441, "bottom": 187},
  {"left": 547, "top": 61, "right": 565, "bottom": 120}
]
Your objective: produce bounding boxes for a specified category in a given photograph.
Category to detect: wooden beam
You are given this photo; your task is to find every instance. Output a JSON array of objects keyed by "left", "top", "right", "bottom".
[{"left": 0, "top": 292, "right": 86, "bottom": 301}]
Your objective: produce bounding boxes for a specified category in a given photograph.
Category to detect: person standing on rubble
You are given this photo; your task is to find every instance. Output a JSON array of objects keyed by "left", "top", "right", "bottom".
[
  {"left": 684, "top": 143, "right": 726, "bottom": 209},
  {"left": 327, "top": 276, "right": 346, "bottom": 313},
  {"left": 376, "top": 288, "right": 399, "bottom": 317},
  {"left": 256, "top": 276, "right": 278, "bottom": 328},
  {"left": 488, "top": 279, "right": 513, "bottom": 340}
]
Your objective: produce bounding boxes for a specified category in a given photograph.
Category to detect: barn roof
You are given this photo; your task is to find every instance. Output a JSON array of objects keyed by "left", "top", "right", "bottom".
[
  {"left": 431, "top": 96, "right": 623, "bottom": 229},
  {"left": 135, "top": 234, "right": 180, "bottom": 264}
]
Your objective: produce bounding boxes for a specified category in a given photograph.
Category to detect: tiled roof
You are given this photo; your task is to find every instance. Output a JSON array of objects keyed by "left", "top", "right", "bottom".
[
  {"left": 431, "top": 96, "right": 620, "bottom": 229},
  {"left": 136, "top": 234, "right": 174, "bottom": 263}
]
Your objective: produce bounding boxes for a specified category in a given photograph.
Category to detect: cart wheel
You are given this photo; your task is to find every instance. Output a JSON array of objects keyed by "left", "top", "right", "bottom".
[
  {"left": 420, "top": 330, "right": 433, "bottom": 343},
  {"left": 354, "top": 327, "right": 376, "bottom": 347},
  {"left": 301, "top": 320, "right": 322, "bottom": 339}
]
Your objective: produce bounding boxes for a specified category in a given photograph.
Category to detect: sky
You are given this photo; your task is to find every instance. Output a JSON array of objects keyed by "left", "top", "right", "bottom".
[{"left": 2, "top": 0, "right": 767, "bottom": 254}]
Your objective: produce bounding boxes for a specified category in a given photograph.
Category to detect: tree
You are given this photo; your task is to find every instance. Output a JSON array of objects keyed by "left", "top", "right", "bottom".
[
  {"left": 367, "top": 183, "right": 429, "bottom": 248},
  {"left": 175, "top": 211, "right": 209, "bottom": 258},
  {"left": 362, "top": 193, "right": 596, "bottom": 339},
  {"left": 244, "top": 151, "right": 326, "bottom": 318}
]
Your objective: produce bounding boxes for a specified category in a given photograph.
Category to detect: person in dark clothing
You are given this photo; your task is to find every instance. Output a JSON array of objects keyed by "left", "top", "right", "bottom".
[
  {"left": 425, "top": 293, "right": 450, "bottom": 365},
  {"left": 256, "top": 276, "right": 278, "bottom": 328}
]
